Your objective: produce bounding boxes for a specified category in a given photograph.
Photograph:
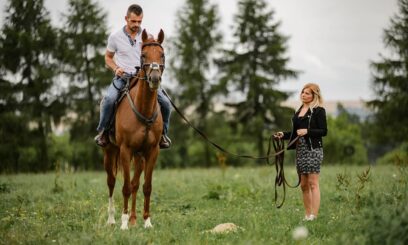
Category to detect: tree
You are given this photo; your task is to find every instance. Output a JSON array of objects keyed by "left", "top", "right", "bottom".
[
  {"left": 324, "top": 105, "right": 368, "bottom": 165},
  {"left": 0, "top": 83, "right": 30, "bottom": 172},
  {"left": 217, "top": 0, "right": 298, "bottom": 157},
  {"left": 167, "top": 0, "right": 222, "bottom": 166},
  {"left": 0, "top": 0, "right": 61, "bottom": 172},
  {"left": 368, "top": 0, "right": 408, "bottom": 144},
  {"left": 57, "top": 0, "right": 111, "bottom": 170}
]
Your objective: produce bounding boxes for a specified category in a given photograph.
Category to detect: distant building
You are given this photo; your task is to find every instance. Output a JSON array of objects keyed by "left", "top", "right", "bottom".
[{"left": 281, "top": 100, "right": 372, "bottom": 121}]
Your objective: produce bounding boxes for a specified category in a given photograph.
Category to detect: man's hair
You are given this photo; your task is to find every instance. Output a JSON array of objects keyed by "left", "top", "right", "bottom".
[{"left": 127, "top": 4, "right": 143, "bottom": 16}]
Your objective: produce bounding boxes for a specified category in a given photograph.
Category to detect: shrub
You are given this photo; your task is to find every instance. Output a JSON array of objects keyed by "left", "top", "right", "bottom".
[{"left": 376, "top": 142, "right": 408, "bottom": 166}]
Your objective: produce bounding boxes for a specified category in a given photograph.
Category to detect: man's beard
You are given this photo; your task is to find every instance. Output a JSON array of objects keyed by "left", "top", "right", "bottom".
[{"left": 130, "top": 26, "right": 138, "bottom": 33}]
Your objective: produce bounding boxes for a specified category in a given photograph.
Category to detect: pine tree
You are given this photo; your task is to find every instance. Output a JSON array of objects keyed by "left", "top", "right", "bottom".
[
  {"left": 168, "top": 0, "right": 222, "bottom": 166},
  {"left": 57, "top": 0, "right": 110, "bottom": 169},
  {"left": 217, "top": 0, "right": 298, "bottom": 157},
  {"left": 0, "top": 0, "right": 60, "bottom": 171},
  {"left": 368, "top": 0, "right": 408, "bottom": 144}
]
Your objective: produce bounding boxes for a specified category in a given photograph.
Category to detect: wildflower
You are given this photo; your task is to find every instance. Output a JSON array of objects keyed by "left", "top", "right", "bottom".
[{"left": 292, "top": 226, "right": 308, "bottom": 240}]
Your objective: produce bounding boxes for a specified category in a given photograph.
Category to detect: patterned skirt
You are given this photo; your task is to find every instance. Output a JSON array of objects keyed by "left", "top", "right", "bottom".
[{"left": 296, "top": 137, "right": 323, "bottom": 174}]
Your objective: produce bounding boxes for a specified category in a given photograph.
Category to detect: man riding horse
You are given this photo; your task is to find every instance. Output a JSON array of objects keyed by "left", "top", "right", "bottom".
[{"left": 95, "top": 4, "right": 171, "bottom": 149}]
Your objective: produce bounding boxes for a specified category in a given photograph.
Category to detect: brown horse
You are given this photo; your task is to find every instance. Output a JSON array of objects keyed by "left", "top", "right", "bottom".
[{"left": 103, "top": 29, "right": 165, "bottom": 230}]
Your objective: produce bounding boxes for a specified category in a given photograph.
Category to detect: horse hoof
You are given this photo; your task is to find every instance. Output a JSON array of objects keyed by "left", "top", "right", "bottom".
[
  {"left": 121, "top": 213, "right": 129, "bottom": 230},
  {"left": 144, "top": 217, "right": 153, "bottom": 228},
  {"left": 106, "top": 218, "right": 116, "bottom": 225},
  {"left": 107, "top": 198, "right": 115, "bottom": 225},
  {"left": 129, "top": 217, "right": 137, "bottom": 226}
]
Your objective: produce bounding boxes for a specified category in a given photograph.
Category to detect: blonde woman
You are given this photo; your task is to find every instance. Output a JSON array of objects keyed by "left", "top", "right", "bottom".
[{"left": 275, "top": 83, "right": 327, "bottom": 221}]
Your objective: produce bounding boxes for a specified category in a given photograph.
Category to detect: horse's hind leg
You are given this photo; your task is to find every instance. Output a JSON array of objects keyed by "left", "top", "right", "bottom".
[
  {"left": 119, "top": 145, "right": 132, "bottom": 230},
  {"left": 143, "top": 147, "right": 159, "bottom": 228},
  {"left": 129, "top": 153, "right": 144, "bottom": 226},
  {"left": 104, "top": 146, "right": 118, "bottom": 225}
]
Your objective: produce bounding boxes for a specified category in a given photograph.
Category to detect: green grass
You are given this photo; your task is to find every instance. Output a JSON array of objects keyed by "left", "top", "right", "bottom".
[{"left": 0, "top": 164, "right": 406, "bottom": 244}]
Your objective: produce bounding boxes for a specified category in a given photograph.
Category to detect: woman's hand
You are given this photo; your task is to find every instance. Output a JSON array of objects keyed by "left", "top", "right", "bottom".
[
  {"left": 296, "top": 129, "right": 308, "bottom": 136},
  {"left": 274, "top": 132, "right": 284, "bottom": 139}
]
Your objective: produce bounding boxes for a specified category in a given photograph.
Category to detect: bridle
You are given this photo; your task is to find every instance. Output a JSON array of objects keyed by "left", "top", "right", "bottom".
[
  {"left": 122, "top": 41, "right": 165, "bottom": 150},
  {"left": 139, "top": 42, "right": 165, "bottom": 87}
]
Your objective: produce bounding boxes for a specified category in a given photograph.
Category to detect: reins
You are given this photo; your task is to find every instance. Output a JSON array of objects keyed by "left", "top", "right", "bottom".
[
  {"left": 122, "top": 73, "right": 160, "bottom": 149},
  {"left": 161, "top": 89, "right": 300, "bottom": 208}
]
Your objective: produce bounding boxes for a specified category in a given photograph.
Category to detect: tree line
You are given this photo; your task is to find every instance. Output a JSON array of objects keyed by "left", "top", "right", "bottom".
[{"left": 0, "top": 0, "right": 406, "bottom": 172}]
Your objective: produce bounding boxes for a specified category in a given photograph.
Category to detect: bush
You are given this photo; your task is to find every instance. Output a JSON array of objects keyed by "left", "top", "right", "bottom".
[
  {"left": 48, "top": 133, "right": 73, "bottom": 169},
  {"left": 324, "top": 114, "right": 368, "bottom": 165},
  {"left": 361, "top": 188, "right": 408, "bottom": 245},
  {"left": 376, "top": 142, "right": 408, "bottom": 166}
]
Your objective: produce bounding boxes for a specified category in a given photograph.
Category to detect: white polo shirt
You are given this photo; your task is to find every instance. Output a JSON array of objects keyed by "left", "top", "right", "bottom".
[{"left": 107, "top": 26, "right": 142, "bottom": 73}]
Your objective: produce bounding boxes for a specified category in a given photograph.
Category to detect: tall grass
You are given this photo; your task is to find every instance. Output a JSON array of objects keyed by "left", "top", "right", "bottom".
[{"left": 0, "top": 164, "right": 406, "bottom": 244}]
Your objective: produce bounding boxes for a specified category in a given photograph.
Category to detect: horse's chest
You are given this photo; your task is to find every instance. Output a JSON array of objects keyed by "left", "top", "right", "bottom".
[{"left": 130, "top": 127, "right": 160, "bottom": 148}]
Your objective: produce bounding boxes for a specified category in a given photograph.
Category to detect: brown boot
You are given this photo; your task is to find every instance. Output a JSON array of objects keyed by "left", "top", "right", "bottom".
[
  {"left": 159, "top": 135, "right": 171, "bottom": 149},
  {"left": 94, "top": 131, "right": 108, "bottom": 147}
]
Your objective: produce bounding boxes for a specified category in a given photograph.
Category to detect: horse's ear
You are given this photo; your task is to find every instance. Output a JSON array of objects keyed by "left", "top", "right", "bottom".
[
  {"left": 142, "top": 29, "right": 148, "bottom": 42},
  {"left": 157, "top": 29, "right": 164, "bottom": 44}
]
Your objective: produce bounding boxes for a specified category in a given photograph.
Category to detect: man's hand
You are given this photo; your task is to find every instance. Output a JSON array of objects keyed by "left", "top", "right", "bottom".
[{"left": 115, "top": 67, "right": 124, "bottom": 77}]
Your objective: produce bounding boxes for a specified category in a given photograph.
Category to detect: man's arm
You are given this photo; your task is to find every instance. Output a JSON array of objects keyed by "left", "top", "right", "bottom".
[{"left": 105, "top": 50, "right": 124, "bottom": 76}]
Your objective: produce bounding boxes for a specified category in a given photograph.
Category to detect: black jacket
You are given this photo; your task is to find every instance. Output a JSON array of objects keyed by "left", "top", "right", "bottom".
[{"left": 283, "top": 106, "right": 327, "bottom": 150}]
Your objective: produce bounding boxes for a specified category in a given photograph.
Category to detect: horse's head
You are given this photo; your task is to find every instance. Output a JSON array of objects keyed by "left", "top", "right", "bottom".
[{"left": 141, "top": 29, "right": 165, "bottom": 90}]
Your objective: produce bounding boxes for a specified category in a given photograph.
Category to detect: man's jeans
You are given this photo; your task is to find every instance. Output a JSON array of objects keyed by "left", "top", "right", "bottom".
[
  {"left": 97, "top": 76, "right": 171, "bottom": 135},
  {"left": 157, "top": 89, "right": 171, "bottom": 135}
]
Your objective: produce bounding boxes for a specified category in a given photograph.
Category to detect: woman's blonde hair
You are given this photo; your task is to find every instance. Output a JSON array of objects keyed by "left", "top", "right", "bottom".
[{"left": 301, "top": 83, "right": 323, "bottom": 109}]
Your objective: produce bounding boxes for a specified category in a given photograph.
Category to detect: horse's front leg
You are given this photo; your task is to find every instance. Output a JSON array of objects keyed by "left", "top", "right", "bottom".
[
  {"left": 142, "top": 146, "right": 159, "bottom": 228},
  {"left": 119, "top": 145, "right": 132, "bottom": 230},
  {"left": 104, "top": 146, "right": 118, "bottom": 225},
  {"left": 130, "top": 153, "right": 144, "bottom": 226}
]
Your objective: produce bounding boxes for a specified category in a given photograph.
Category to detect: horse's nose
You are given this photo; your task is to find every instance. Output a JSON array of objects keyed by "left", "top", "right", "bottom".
[
  {"left": 150, "top": 70, "right": 161, "bottom": 82},
  {"left": 149, "top": 70, "right": 161, "bottom": 89}
]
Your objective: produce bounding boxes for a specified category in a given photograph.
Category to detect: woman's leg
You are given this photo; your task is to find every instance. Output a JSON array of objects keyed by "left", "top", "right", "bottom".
[
  {"left": 300, "top": 174, "right": 312, "bottom": 217},
  {"left": 308, "top": 173, "right": 320, "bottom": 217}
]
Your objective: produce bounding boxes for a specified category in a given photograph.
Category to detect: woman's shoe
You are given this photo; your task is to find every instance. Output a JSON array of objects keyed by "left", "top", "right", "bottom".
[
  {"left": 308, "top": 214, "right": 316, "bottom": 221},
  {"left": 303, "top": 214, "right": 316, "bottom": 221}
]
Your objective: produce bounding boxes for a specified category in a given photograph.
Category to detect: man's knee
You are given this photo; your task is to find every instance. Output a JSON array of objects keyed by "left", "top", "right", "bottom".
[
  {"left": 158, "top": 94, "right": 171, "bottom": 111},
  {"left": 159, "top": 93, "right": 170, "bottom": 104},
  {"left": 104, "top": 94, "right": 116, "bottom": 106}
]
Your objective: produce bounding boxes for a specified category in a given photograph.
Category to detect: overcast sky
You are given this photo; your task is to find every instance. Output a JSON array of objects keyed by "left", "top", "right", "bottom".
[{"left": 0, "top": 0, "right": 399, "bottom": 101}]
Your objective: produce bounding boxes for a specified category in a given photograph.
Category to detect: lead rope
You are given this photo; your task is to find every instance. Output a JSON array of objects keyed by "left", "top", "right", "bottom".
[
  {"left": 267, "top": 135, "right": 301, "bottom": 208},
  {"left": 162, "top": 88, "right": 300, "bottom": 207}
]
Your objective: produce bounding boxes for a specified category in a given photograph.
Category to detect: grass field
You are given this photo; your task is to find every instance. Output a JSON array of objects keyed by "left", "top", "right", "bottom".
[{"left": 0, "top": 164, "right": 407, "bottom": 244}]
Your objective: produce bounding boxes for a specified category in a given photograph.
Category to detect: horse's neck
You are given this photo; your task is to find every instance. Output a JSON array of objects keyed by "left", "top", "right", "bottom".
[{"left": 133, "top": 79, "right": 158, "bottom": 117}]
